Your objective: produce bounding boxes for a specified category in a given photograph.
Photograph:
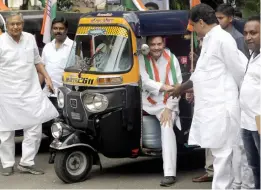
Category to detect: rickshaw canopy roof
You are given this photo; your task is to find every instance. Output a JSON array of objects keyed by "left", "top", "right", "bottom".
[{"left": 134, "top": 10, "right": 189, "bottom": 36}]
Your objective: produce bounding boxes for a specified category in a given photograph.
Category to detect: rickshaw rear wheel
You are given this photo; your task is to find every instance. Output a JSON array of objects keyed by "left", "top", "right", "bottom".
[{"left": 54, "top": 148, "right": 93, "bottom": 183}]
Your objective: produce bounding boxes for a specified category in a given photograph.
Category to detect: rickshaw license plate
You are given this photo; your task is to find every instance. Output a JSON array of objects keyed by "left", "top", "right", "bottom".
[{"left": 71, "top": 112, "right": 81, "bottom": 120}]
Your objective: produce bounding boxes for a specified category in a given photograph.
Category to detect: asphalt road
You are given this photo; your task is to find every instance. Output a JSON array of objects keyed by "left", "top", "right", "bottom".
[{"left": 0, "top": 137, "right": 212, "bottom": 189}]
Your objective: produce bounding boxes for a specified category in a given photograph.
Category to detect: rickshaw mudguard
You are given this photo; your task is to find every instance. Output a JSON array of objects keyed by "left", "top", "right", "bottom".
[
  {"left": 50, "top": 130, "right": 97, "bottom": 152},
  {"left": 49, "top": 130, "right": 101, "bottom": 166}
]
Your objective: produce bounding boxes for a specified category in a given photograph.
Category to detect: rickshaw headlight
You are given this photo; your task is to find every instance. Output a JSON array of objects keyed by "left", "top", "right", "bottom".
[
  {"left": 83, "top": 94, "right": 109, "bottom": 113},
  {"left": 51, "top": 122, "right": 74, "bottom": 139},
  {"left": 57, "top": 90, "right": 65, "bottom": 108},
  {"left": 51, "top": 122, "right": 63, "bottom": 139}
]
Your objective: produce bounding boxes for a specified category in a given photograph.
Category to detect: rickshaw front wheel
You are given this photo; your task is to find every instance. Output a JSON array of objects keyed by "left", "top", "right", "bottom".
[{"left": 54, "top": 148, "right": 93, "bottom": 183}]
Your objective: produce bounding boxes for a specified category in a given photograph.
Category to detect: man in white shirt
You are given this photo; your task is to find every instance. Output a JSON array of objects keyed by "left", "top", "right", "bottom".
[
  {"left": 168, "top": 4, "right": 245, "bottom": 189},
  {"left": 240, "top": 15, "right": 260, "bottom": 190},
  {"left": 42, "top": 17, "right": 73, "bottom": 115},
  {"left": 0, "top": 12, "right": 58, "bottom": 176},
  {"left": 139, "top": 36, "right": 182, "bottom": 187}
]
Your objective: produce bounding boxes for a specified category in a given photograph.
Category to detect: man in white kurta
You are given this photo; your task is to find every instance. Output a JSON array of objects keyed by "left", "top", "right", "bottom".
[
  {"left": 42, "top": 17, "right": 73, "bottom": 114},
  {"left": 139, "top": 36, "right": 182, "bottom": 187},
  {"left": 0, "top": 13, "right": 58, "bottom": 176},
  {"left": 215, "top": 5, "right": 254, "bottom": 189},
  {"left": 188, "top": 26, "right": 245, "bottom": 190},
  {"left": 168, "top": 4, "right": 245, "bottom": 189},
  {"left": 240, "top": 16, "right": 260, "bottom": 190},
  {"left": 240, "top": 52, "right": 260, "bottom": 189}
]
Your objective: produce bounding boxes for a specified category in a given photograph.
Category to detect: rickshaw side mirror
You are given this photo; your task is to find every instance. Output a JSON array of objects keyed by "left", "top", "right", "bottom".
[
  {"left": 141, "top": 44, "right": 150, "bottom": 55},
  {"left": 0, "top": 14, "right": 6, "bottom": 34}
]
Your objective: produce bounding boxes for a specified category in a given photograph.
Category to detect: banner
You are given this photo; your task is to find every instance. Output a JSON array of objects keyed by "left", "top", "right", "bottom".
[{"left": 41, "top": 0, "right": 57, "bottom": 43}]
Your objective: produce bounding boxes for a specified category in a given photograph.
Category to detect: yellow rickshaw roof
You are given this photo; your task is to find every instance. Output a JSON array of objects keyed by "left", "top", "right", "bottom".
[{"left": 76, "top": 25, "right": 128, "bottom": 38}]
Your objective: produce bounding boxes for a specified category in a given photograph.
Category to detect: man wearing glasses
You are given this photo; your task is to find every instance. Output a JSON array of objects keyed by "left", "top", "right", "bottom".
[{"left": 0, "top": 12, "right": 58, "bottom": 176}]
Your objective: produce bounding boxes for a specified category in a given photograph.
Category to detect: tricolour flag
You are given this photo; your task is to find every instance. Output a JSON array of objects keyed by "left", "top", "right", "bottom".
[
  {"left": 187, "top": 0, "right": 201, "bottom": 73},
  {"left": 131, "top": 0, "right": 147, "bottom": 11},
  {"left": 187, "top": 0, "right": 201, "bottom": 32},
  {"left": 41, "top": 0, "right": 57, "bottom": 43},
  {"left": 123, "top": 0, "right": 138, "bottom": 11}
]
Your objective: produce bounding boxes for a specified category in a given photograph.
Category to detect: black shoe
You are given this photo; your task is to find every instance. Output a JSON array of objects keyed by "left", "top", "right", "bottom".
[
  {"left": 1, "top": 167, "right": 14, "bottom": 176},
  {"left": 160, "top": 176, "right": 176, "bottom": 187},
  {"left": 17, "top": 164, "right": 44, "bottom": 175}
]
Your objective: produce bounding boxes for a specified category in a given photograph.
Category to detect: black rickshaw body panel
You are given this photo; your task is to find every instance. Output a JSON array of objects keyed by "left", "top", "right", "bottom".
[{"left": 61, "top": 84, "right": 141, "bottom": 158}]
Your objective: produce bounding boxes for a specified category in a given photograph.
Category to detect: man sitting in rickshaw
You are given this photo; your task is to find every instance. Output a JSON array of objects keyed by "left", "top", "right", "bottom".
[{"left": 139, "top": 36, "right": 182, "bottom": 187}]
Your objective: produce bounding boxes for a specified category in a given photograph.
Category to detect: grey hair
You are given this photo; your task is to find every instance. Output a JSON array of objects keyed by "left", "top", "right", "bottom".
[{"left": 6, "top": 12, "right": 24, "bottom": 23}]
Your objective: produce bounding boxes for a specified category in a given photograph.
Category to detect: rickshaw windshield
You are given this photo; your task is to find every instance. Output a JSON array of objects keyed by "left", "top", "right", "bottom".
[{"left": 66, "top": 25, "right": 132, "bottom": 73}]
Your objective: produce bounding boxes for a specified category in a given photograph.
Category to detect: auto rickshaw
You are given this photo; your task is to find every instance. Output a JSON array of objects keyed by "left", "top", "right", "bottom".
[{"left": 49, "top": 10, "right": 195, "bottom": 183}]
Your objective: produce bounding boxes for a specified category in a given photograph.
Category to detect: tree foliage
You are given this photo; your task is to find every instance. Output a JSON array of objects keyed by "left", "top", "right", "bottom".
[
  {"left": 57, "top": 0, "right": 73, "bottom": 11},
  {"left": 226, "top": 0, "right": 260, "bottom": 18},
  {"left": 169, "top": 0, "right": 189, "bottom": 10},
  {"left": 241, "top": 0, "right": 260, "bottom": 18}
]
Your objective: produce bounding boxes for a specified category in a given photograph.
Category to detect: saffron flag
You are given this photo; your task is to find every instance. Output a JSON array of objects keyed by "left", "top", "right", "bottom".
[
  {"left": 187, "top": 0, "right": 201, "bottom": 32},
  {"left": 41, "top": 0, "right": 57, "bottom": 43},
  {"left": 0, "top": 0, "right": 10, "bottom": 10}
]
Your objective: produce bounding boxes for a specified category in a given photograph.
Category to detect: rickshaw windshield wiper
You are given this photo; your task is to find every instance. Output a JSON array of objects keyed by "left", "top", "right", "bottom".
[{"left": 78, "top": 46, "right": 105, "bottom": 78}]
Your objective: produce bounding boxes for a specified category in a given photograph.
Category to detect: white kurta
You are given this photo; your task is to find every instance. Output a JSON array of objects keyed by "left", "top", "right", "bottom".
[
  {"left": 139, "top": 49, "right": 183, "bottom": 177},
  {"left": 189, "top": 25, "right": 245, "bottom": 149},
  {"left": 240, "top": 52, "right": 261, "bottom": 131},
  {"left": 42, "top": 37, "right": 74, "bottom": 97},
  {"left": 0, "top": 32, "right": 59, "bottom": 131},
  {"left": 139, "top": 49, "right": 182, "bottom": 129}
]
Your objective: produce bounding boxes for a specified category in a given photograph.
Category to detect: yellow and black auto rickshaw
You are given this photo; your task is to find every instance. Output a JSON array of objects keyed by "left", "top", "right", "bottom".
[{"left": 49, "top": 10, "right": 195, "bottom": 183}]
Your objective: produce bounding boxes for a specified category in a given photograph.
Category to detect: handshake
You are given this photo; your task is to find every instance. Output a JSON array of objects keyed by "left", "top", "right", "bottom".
[{"left": 162, "top": 84, "right": 182, "bottom": 98}]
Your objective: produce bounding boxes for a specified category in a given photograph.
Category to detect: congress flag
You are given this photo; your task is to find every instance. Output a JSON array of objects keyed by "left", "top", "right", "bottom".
[
  {"left": 41, "top": 0, "right": 57, "bottom": 43},
  {"left": 187, "top": 0, "right": 201, "bottom": 32}
]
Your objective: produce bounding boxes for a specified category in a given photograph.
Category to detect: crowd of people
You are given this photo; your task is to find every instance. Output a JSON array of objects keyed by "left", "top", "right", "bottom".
[
  {"left": 0, "top": 2, "right": 259, "bottom": 190},
  {"left": 140, "top": 3, "right": 260, "bottom": 189},
  {"left": 168, "top": 4, "right": 260, "bottom": 189}
]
